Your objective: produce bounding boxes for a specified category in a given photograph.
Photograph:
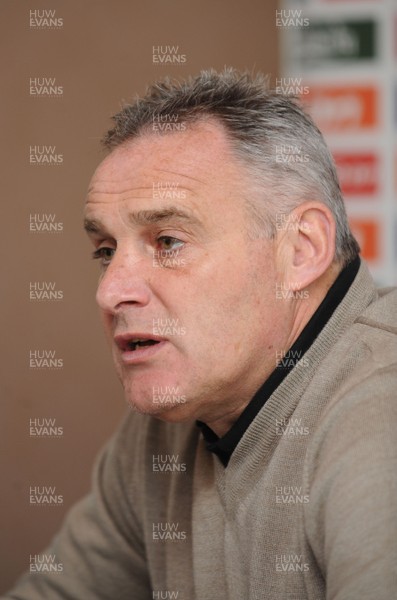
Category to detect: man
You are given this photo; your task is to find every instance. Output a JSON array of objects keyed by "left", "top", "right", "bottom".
[{"left": 5, "top": 69, "right": 397, "bottom": 599}]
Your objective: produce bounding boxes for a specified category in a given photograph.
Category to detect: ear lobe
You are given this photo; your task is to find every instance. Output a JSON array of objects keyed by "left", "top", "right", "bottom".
[{"left": 280, "top": 201, "right": 336, "bottom": 291}]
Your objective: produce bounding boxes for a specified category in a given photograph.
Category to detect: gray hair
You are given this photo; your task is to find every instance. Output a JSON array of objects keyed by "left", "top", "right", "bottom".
[{"left": 103, "top": 68, "right": 359, "bottom": 265}]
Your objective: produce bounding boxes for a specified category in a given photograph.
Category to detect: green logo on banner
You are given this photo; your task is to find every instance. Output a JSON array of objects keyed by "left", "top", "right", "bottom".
[{"left": 294, "top": 20, "right": 376, "bottom": 64}]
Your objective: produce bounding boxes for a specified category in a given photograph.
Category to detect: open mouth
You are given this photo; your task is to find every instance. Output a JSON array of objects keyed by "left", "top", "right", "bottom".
[
  {"left": 114, "top": 334, "right": 164, "bottom": 353},
  {"left": 125, "top": 338, "right": 160, "bottom": 352}
]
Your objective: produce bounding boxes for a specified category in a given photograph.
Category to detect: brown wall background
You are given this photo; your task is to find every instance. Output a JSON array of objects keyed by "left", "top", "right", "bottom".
[{"left": 0, "top": 0, "right": 278, "bottom": 591}]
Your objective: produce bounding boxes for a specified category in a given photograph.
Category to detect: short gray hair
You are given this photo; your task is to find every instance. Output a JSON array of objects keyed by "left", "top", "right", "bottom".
[{"left": 103, "top": 68, "right": 359, "bottom": 265}]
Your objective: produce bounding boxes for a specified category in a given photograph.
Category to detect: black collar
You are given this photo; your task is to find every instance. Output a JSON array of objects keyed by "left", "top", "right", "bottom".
[{"left": 197, "top": 257, "right": 361, "bottom": 466}]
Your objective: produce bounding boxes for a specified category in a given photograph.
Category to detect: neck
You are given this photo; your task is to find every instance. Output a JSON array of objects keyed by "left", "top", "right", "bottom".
[{"left": 204, "top": 262, "right": 343, "bottom": 438}]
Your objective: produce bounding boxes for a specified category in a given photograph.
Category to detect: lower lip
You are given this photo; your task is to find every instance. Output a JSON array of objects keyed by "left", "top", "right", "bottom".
[{"left": 118, "top": 340, "right": 167, "bottom": 365}]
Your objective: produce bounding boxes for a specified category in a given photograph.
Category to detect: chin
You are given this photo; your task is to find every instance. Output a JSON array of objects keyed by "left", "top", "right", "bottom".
[
  {"left": 122, "top": 375, "right": 189, "bottom": 419},
  {"left": 125, "top": 390, "right": 191, "bottom": 422}
]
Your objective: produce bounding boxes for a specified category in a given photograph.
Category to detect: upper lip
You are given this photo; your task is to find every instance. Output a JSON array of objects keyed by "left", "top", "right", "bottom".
[{"left": 114, "top": 332, "right": 167, "bottom": 352}]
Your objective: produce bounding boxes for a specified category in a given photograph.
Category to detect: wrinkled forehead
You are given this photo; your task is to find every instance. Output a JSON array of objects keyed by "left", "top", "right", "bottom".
[{"left": 87, "top": 119, "right": 245, "bottom": 198}]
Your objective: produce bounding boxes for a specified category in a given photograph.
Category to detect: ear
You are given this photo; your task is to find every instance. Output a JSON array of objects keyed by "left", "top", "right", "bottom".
[{"left": 276, "top": 201, "right": 336, "bottom": 291}]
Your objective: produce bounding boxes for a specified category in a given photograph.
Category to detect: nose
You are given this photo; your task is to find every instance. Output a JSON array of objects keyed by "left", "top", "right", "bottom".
[{"left": 95, "top": 249, "right": 152, "bottom": 314}]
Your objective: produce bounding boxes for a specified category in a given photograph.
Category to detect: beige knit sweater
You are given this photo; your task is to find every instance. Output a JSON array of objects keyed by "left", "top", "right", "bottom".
[{"left": 5, "top": 261, "right": 397, "bottom": 599}]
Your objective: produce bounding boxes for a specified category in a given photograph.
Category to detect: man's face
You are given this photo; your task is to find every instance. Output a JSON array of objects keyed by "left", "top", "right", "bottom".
[{"left": 85, "top": 120, "right": 287, "bottom": 425}]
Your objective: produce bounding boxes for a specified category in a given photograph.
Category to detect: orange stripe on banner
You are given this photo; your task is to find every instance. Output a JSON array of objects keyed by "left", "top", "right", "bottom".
[
  {"left": 349, "top": 218, "right": 380, "bottom": 261},
  {"left": 303, "top": 86, "right": 377, "bottom": 132}
]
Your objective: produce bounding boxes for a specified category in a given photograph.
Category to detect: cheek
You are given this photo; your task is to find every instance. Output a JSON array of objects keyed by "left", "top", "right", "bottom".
[
  {"left": 99, "top": 310, "right": 114, "bottom": 341},
  {"left": 188, "top": 271, "right": 269, "bottom": 348},
  {"left": 215, "top": 261, "right": 278, "bottom": 339}
]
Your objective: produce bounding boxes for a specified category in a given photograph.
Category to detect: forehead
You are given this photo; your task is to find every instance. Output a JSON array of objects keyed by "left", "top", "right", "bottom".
[{"left": 87, "top": 119, "right": 244, "bottom": 197}]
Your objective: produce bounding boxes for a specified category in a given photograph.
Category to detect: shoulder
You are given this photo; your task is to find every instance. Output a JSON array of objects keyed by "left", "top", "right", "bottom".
[
  {"left": 304, "top": 360, "right": 397, "bottom": 494},
  {"left": 312, "top": 281, "right": 397, "bottom": 434},
  {"left": 352, "top": 284, "right": 397, "bottom": 359},
  {"left": 303, "top": 282, "right": 397, "bottom": 482}
]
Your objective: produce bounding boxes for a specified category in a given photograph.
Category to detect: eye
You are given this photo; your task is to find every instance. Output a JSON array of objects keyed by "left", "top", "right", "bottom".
[
  {"left": 156, "top": 236, "right": 184, "bottom": 253},
  {"left": 92, "top": 247, "right": 115, "bottom": 266}
]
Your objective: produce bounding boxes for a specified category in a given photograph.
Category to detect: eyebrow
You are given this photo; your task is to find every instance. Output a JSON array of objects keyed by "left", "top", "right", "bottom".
[{"left": 83, "top": 206, "right": 200, "bottom": 234}]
